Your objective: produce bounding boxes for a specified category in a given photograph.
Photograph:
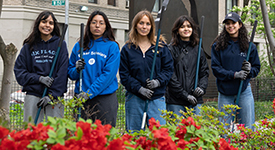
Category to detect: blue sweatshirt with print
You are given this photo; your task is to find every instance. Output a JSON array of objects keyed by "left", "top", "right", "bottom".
[
  {"left": 211, "top": 40, "right": 261, "bottom": 95},
  {"left": 68, "top": 37, "right": 120, "bottom": 99},
  {"left": 119, "top": 43, "right": 174, "bottom": 100},
  {"left": 14, "top": 35, "right": 69, "bottom": 98}
]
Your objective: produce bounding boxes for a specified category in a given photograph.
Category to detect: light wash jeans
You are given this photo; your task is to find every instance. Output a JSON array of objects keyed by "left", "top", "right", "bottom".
[
  {"left": 166, "top": 103, "right": 202, "bottom": 117},
  {"left": 125, "top": 92, "right": 166, "bottom": 132},
  {"left": 218, "top": 83, "right": 255, "bottom": 130}
]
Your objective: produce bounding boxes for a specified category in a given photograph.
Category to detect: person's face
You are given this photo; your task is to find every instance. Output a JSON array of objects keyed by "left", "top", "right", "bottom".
[
  {"left": 136, "top": 15, "right": 151, "bottom": 37},
  {"left": 178, "top": 20, "right": 192, "bottom": 41},
  {"left": 39, "top": 15, "right": 54, "bottom": 40},
  {"left": 225, "top": 20, "right": 242, "bottom": 37},
  {"left": 90, "top": 15, "right": 106, "bottom": 40}
]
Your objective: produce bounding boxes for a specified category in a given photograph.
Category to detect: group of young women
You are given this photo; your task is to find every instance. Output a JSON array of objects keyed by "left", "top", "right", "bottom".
[{"left": 14, "top": 9, "right": 260, "bottom": 132}]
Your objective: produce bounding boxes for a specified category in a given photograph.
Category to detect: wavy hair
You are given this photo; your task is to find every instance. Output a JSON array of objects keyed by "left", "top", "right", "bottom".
[
  {"left": 127, "top": 10, "right": 165, "bottom": 48},
  {"left": 170, "top": 15, "right": 199, "bottom": 47},
  {"left": 83, "top": 10, "right": 118, "bottom": 50},
  {"left": 23, "top": 11, "right": 60, "bottom": 51},
  {"left": 212, "top": 21, "right": 249, "bottom": 52}
]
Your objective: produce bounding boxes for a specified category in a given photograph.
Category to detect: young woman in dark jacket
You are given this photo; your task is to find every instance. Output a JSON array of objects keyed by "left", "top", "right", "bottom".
[{"left": 166, "top": 15, "right": 209, "bottom": 116}]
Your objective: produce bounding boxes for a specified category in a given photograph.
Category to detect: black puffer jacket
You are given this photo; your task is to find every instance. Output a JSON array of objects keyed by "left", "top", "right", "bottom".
[{"left": 166, "top": 42, "right": 209, "bottom": 106}]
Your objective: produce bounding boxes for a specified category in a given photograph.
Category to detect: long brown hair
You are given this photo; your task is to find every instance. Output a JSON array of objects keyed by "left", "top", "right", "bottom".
[{"left": 127, "top": 10, "right": 165, "bottom": 48}]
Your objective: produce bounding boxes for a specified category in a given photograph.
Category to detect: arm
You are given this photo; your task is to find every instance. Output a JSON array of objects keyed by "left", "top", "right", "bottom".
[
  {"left": 68, "top": 42, "right": 80, "bottom": 80},
  {"left": 86, "top": 42, "right": 120, "bottom": 98},
  {"left": 167, "top": 72, "right": 189, "bottom": 99},
  {"left": 14, "top": 44, "right": 40, "bottom": 86},
  {"left": 48, "top": 41, "right": 69, "bottom": 98},
  {"left": 247, "top": 43, "right": 261, "bottom": 78},
  {"left": 211, "top": 44, "right": 235, "bottom": 81},
  {"left": 119, "top": 46, "right": 143, "bottom": 94}
]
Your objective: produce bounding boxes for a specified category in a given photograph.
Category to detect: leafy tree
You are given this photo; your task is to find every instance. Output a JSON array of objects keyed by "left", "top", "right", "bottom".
[{"left": 232, "top": 0, "right": 275, "bottom": 77}]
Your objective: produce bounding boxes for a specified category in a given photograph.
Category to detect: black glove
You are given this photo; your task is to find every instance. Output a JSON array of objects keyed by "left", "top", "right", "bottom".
[
  {"left": 37, "top": 96, "right": 52, "bottom": 109},
  {"left": 76, "top": 92, "right": 89, "bottom": 101},
  {"left": 187, "top": 95, "right": 197, "bottom": 106},
  {"left": 146, "top": 78, "right": 160, "bottom": 89},
  {"left": 241, "top": 60, "right": 251, "bottom": 73},
  {"left": 193, "top": 87, "right": 204, "bottom": 97},
  {"left": 76, "top": 58, "right": 86, "bottom": 73},
  {"left": 39, "top": 76, "right": 54, "bottom": 87},
  {"left": 234, "top": 70, "right": 248, "bottom": 80},
  {"left": 138, "top": 87, "right": 154, "bottom": 99}
]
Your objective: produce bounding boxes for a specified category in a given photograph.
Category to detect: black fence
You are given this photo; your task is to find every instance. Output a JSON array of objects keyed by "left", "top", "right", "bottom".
[{"left": 6, "top": 77, "right": 275, "bottom": 130}]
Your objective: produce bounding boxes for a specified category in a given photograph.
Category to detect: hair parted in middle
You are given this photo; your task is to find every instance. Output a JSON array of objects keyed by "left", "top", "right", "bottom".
[
  {"left": 83, "top": 10, "right": 118, "bottom": 50},
  {"left": 127, "top": 10, "right": 165, "bottom": 48},
  {"left": 170, "top": 15, "right": 199, "bottom": 47}
]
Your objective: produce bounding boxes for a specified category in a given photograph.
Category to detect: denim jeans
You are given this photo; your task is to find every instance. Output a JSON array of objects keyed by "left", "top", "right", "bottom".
[
  {"left": 218, "top": 83, "right": 255, "bottom": 130},
  {"left": 166, "top": 103, "right": 202, "bottom": 117},
  {"left": 125, "top": 92, "right": 166, "bottom": 132}
]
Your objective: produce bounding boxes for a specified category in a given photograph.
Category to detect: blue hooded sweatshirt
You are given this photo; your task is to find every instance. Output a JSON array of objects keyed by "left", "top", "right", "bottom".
[
  {"left": 68, "top": 37, "right": 120, "bottom": 99},
  {"left": 211, "top": 40, "right": 261, "bottom": 95},
  {"left": 14, "top": 35, "right": 69, "bottom": 98}
]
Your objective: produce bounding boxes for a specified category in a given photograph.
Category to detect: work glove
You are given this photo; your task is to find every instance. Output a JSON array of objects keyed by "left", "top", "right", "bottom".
[
  {"left": 193, "top": 87, "right": 204, "bottom": 97},
  {"left": 138, "top": 87, "right": 154, "bottom": 99},
  {"left": 146, "top": 78, "right": 160, "bottom": 89},
  {"left": 76, "top": 58, "right": 86, "bottom": 73},
  {"left": 39, "top": 76, "right": 54, "bottom": 87},
  {"left": 76, "top": 92, "right": 89, "bottom": 101},
  {"left": 37, "top": 96, "right": 52, "bottom": 109},
  {"left": 187, "top": 95, "right": 197, "bottom": 106},
  {"left": 241, "top": 60, "right": 251, "bottom": 73},
  {"left": 234, "top": 70, "right": 248, "bottom": 80}
]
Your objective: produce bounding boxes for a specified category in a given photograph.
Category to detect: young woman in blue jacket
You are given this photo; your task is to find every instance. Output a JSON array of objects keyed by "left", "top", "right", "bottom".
[
  {"left": 119, "top": 10, "right": 173, "bottom": 132},
  {"left": 14, "top": 11, "right": 68, "bottom": 123},
  {"left": 211, "top": 12, "right": 261, "bottom": 129},
  {"left": 68, "top": 11, "right": 120, "bottom": 127}
]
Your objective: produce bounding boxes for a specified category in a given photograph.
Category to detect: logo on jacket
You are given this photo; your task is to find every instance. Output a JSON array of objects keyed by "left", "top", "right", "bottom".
[{"left": 88, "top": 58, "right": 95, "bottom": 65}]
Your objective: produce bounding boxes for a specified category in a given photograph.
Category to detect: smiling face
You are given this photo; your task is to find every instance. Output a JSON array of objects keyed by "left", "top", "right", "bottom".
[
  {"left": 90, "top": 15, "right": 106, "bottom": 40},
  {"left": 178, "top": 20, "right": 193, "bottom": 41},
  {"left": 39, "top": 15, "right": 54, "bottom": 41},
  {"left": 224, "top": 20, "right": 242, "bottom": 37},
  {"left": 136, "top": 15, "right": 151, "bottom": 37}
]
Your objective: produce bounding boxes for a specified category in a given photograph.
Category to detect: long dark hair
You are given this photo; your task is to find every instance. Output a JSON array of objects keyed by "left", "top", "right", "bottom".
[
  {"left": 83, "top": 10, "right": 117, "bottom": 50},
  {"left": 170, "top": 15, "right": 199, "bottom": 47},
  {"left": 23, "top": 11, "right": 60, "bottom": 50},
  {"left": 212, "top": 21, "right": 249, "bottom": 52}
]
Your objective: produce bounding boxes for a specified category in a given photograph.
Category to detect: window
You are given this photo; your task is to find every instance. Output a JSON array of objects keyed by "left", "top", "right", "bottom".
[
  {"left": 108, "top": 0, "right": 116, "bottom": 6},
  {"left": 226, "top": 0, "right": 238, "bottom": 14},
  {"left": 88, "top": 0, "right": 97, "bottom": 3},
  {"left": 152, "top": 0, "right": 160, "bottom": 12}
]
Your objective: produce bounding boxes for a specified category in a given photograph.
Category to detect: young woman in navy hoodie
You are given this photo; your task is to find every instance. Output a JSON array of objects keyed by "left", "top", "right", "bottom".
[
  {"left": 68, "top": 11, "right": 120, "bottom": 127},
  {"left": 119, "top": 10, "right": 173, "bottom": 132},
  {"left": 14, "top": 11, "right": 69, "bottom": 123},
  {"left": 211, "top": 12, "right": 260, "bottom": 129}
]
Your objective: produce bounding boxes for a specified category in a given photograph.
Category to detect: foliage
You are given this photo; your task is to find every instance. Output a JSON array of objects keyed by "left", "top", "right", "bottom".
[{"left": 232, "top": 0, "right": 275, "bottom": 77}]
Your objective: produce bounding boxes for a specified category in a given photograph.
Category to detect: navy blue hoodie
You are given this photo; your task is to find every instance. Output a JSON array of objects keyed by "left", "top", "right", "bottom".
[{"left": 14, "top": 35, "right": 69, "bottom": 98}]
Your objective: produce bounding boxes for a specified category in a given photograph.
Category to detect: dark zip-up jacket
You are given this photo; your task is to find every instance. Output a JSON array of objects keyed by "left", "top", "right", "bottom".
[
  {"left": 166, "top": 43, "right": 209, "bottom": 105},
  {"left": 211, "top": 40, "right": 260, "bottom": 95},
  {"left": 119, "top": 43, "right": 174, "bottom": 100},
  {"left": 14, "top": 35, "right": 69, "bottom": 98}
]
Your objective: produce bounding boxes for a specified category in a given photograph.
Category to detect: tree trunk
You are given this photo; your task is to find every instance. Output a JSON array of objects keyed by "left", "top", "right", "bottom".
[
  {"left": 0, "top": 36, "right": 18, "bottom": 121},
  {"left": 259, "top": 0, "right": 275, "bottom": 76},
  {"left": 0, "top": 0, "right": 2, "bottom": 17}
]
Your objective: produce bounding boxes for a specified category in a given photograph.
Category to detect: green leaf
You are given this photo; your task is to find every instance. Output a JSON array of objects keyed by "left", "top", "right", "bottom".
[
  {"left": 56, "top": 128, "right": 66, "bottom": 139},
  {"left": 46, "top": 137, "right": 56, "bottom": 144},
  {"left": 48, "top": 130, "right": 57, "bottom": 138}
]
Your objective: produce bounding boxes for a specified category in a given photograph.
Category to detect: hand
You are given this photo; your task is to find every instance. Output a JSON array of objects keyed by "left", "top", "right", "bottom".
[
  {"left": 241, "top": 60, "right": 251, "bottom": 73},
  {"left": 138, "top": 87, "right": 154, "bottom": 99},
  {"left": 37, "top": 96, "right": 52, "bottom": 109},
  {"left": 76, "top": 58, "right": 86, "bottom": 73},
  {"left": 76, "top": 92, "right": 89, "bottom": 101},
  {"left": 39, "top": 76, "right": 54, "bottom": 87},
  {"left": 146, "top": 78, "right": 160, "bottom": 89},
  {"left": 187, "top": 95, "right": 197, "bottom": 106},
  {"left": 193, "top": 87, "right": 204, "bottom": 97},
  {"left": 234, "top": 70, "right": 248, "bottom": 80}
]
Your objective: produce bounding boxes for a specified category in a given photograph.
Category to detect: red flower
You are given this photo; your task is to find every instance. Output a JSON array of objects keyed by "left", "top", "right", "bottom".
[
  {"left": 107, "top": 138, "right": 126, "bottom": 150},
  {"left": 272, "top": 98, "right": 275, "bottom": 115},
  {"left": 218, "top": 138, "right": 238, "bottom": 150},
  {"left": 52, "top": 143, "right": 68, "bottom": 150},
  {"left": 148, "top": 117, "right": 161, "bottom": 131},
  {"left": 0, "top": 126, "right": 9, "bottom": 139}
]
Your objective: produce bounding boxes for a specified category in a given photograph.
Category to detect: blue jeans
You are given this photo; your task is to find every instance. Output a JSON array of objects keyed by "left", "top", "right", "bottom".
[
  {"left": 125, "top": 92, "right": 166, "bottom": 132},
  {"left": 166, "top": 104, "right": 202, "bottom": 117},
  {"left": 218, "top": 83, "right": 255, "bottom": 130}
]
